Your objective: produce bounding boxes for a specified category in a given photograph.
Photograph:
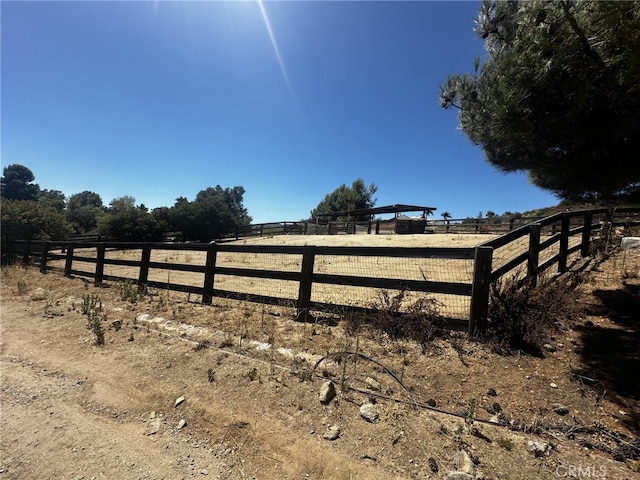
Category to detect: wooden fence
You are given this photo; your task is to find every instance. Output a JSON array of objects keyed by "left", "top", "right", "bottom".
[
  {"left": 225, "top": 215, "right": 552, "bottom": 239},
  {"left": 10, "top": 207, "right": 640, "bottom": 334}
]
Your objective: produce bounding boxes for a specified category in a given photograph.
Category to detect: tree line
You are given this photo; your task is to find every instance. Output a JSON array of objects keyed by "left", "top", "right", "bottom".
[
  {"left": 0, "top": 164, "right": 252, "bottom": 245},
  {"left": 1, "top": 164, "right": 379, "bottom": 246}
]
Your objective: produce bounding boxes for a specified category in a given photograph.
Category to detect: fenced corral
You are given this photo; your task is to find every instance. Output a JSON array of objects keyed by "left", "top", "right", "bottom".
[
  {"left": 10, "top": 207, "right": 640, "bottom": 333},
  {"left": 223, "top": 215, "right": 559, "bottom": 239}
]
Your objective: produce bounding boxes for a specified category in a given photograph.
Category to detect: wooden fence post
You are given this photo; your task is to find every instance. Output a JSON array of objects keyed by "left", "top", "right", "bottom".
[
  {"left": 64, "top": 244, "right": 74, "bottom": 277},
  {"left": 296, "top": 246, "right": 316, "bottom": 321},
  {"left": 527, "top": 224, "right": 541, "bottom": 284},
  {"left": 202, "top": 243, "right": 218, "bottom": 305},
  {"left": 138, "top": 243, "right": 152, "bottom": 291},
  {"left": 581, "top": 212, "right": 593, "bottom": 258},
  {"left": 375, "top": 220, "right": 380, "bottom": 234},
  {"left": 22, "top": 240, "right": 31, "bottom": 265},
  {"left": 39, "top": 241, "right": 50, "bottom": 273},
  {"left": 95, "top": 243, "right": 106, "bottom": 286},
  {"left": 469, "top": 246, "right": 493, "bottom": 335},
  {"left": 558, "top": 213, "right": 570, "bottom": 273}
]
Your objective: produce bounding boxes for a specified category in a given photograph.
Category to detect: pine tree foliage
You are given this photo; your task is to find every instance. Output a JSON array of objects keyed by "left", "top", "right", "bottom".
[{"left": 440, "top": 0, "right": 640, "bottom": 201}]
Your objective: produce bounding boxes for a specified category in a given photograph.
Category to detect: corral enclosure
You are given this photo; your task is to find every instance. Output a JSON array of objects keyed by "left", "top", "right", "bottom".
[
  {"left": 58, "top": 234, "right": 488, "bottom": 320},
  {"left": 12, "top": 207, "right": 640, "bottom": 331}
]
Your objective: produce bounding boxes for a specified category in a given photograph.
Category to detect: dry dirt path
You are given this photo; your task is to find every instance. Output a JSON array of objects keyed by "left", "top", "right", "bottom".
[
  {"left": 2, "top": 255, "right": 639, "bottom": 480},
  {"left": 0, "top": 298, "right": 226, "bottom": 480}
]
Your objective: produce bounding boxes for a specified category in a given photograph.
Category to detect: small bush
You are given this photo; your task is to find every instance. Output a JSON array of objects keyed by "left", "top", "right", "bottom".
[
  {"left": 344, "top": 289, "right": 445, "bottom": 352},
  {"left": 483, "top": 274, "right": 583, "bottom": 355}
]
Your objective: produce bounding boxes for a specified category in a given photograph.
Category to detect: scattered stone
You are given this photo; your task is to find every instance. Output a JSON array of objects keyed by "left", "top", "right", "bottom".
[
  {"left": 486, "top": 388, "right": 497, "bottom": 397},
  {"left": 146, "top": 417, "right": 162, "bottom": 435},
  {"left": 426, "top": 398, "right": 437, "bottom": 408},
  {"left": 528, "top": 440, "right": 552, "bottom": 457},
  {"left": 323, "top": 426, "right": 340, "bottom": 441},
  {"left": 364, "top": 377, "right": 381, "bottom": 391},
  {"left": 489, "top": 412, "right": 507, "bottom": 425},
  {"left": 456, "top": 406, "right": 468, "bottom": 417},
  {"left": 428, "top": 457, "right": 438, "bottom": 473},
  {"left": 175, "top": 396, "right": 186, "bottom": 408},
  {"left": 359, "top": 403, "right": 379, "bottom": 423},
  {"left": 200, "top": 468, "right": 209, "bottom": 475},
  {"left": 445, "top": 472, "right": 475, "bottom": 480},
  {"left": 552, "top": 403, "right": 569, "bottom": 416},
  {"left": 111, "top": 320, "right": 122, "bottom": 331},
  {"left": 30, "top": 288, "right": 48, "bottom": 301},
  {"left": 452, "top": 450, "right": 476, "bottom": 476},
  {"left": 177, "top": 418, "right": 187, "bottom": 430},
  {"left": 621, "top": 237, "right": 640, "bottom": 251},
  {"left": 543, "top": 343, "right": 557, "bottom": 353},
  {"left": 550, "top": 382, "right": 558, "bottom": 389},
  {"left": 319, "top": 381, "right": 336, "bottom": 405}
]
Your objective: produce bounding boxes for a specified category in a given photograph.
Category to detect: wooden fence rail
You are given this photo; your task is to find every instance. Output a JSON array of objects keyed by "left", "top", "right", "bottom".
[{"left": 10, "top": 207, "right": 640, "bottom": 334}]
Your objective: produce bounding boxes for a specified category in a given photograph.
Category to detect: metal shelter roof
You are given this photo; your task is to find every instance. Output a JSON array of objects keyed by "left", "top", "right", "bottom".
[{"left": 314, "top": 204, "right": 437, "bottom": 219}]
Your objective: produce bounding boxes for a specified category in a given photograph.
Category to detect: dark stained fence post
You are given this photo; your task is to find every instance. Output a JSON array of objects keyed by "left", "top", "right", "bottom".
[
  {"left": 39, "top": 241, "right": 50, "bottom": 273},
  {"left": 558, "top": 213, "right": 570, "bottom": 273},
  {"left": 202, "top": 243, "right": 218, "bottom": 305},
  {"left": 22, "top": 240, "right": 31, "bottom": 265},
  {"left": 375, "top": 219, "right": 380, "bottom": 234},
  {"left": 581, "top": 212, "right": 593, "bottom": 258},
  {"left": 64, "top": 244, "right": 74, "bottom": 277},
  {"left": 296, "top": 246, "right": 316, "bottom": 322},
  {"left": 95, "top": 243, "right": 106, "bottom": 286},
  {"left": 138, "top": 243, "right": 152, "bottom": 291},
  {"left": 469, "top": 246, "right": 493, "bottom": 335},
  {"left": 527, "top": 224, "right": 541, "bottom": 284}
]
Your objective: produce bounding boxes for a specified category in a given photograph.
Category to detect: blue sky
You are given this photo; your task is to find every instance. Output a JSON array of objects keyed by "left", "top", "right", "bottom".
[{"left": 1, "top": 1, "right": 559, "bottom": 223}]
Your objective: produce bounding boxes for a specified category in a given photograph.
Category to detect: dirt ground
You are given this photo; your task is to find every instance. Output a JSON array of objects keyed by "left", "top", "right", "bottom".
[{"left": 1, "top": 236, "right": 639, "bottom": 479}]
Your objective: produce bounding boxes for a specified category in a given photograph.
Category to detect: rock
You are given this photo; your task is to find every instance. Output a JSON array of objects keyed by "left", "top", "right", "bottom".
[
  {"left": 452, "top": 450, "right": 475, "bottom": 475},
  {"left": 364, "top": 377, "right": 381, "bottom": 391},
  {"left": 175, "top": 396, "right": 186, "bottom": 408},
  {"left": 445, "top": 472, "right": 475, "bottom": 480},
  {"left": 428, "top": 457, "right": 438, "bottom": 473},
  {"left": 146, "top": 417, "right": 162, "bottom": 435},
  {"left": 177, "top": 418, "right": 187, "bottom": 430},
  {"left": 550, "top": 382, "right": 558, "bottom": 389},
  {"left": 30, "top": 288, "right": 48, "bottom": 301},
  {"left": 486, "top": 388, "right": 497, "bottom": 397},
  {"left": 489, "top": 413, "right": 507, "bottom": 425},
  {"left": 200, "top": 468, "right": 209, "bottom": 475},
  {"left": 621, "top": 237, "right": 640, "bottom": 251},
  {"left": 359, "top": 403, "right": 379, "bottom": 423},
  {"left": 111, "top": 320, "right": 122, "bottom": 331},
  {"left": 323, "top": 426, "right": 340, "bottom": 441},
  {"left": 552, "top": 403, "right": 569, "bottom": 416},
  {"left": 426, "top": 398, "right": 437, "bottom": 408},
  {"left": 319, "top": 381, "right": 336, "bottom": 404},
  {"left": 528, "top": 440, "right": 551, "bottom": 457},
  {"left": 543, "top": 343, "right": 557, "bottom": 352}
]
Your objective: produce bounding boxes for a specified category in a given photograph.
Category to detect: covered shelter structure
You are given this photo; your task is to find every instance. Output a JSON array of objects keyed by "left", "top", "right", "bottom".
[{"left": 313, "top": 204, "right": 437, "bottom": 235}]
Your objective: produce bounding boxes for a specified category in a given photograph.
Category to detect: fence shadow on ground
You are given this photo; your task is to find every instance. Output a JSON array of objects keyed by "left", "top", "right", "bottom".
[{"left": 576, "top": 282, "right": 640, "bottom": 433}]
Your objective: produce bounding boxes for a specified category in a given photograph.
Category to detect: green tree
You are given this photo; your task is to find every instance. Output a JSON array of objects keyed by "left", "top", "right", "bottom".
[
  {"left": 66, "top": 191, "right": 105, "bottom": 234},
  {"left": 1, "top": 164, "right": 40, "bottom": 201},
  {"left": 108, "top": 195, "right": 136, "bottom": 213},
  {"left": 440, "top": 0, "right": 640, "bottom": 201},
  {"left": 1, "top": 200, "right": 73, "bottom": 248},
  {"left": 97, "top": 196, "right": 163, "bottom": 241},
  {"left": 311, "top": 179, "right": 378, "bottom": 221},
  {"left": 166, "top": 186, "right": 252, "bottom": 242},
  {"left": 38, "top": 189, "right": 66, "bottom": 213}
]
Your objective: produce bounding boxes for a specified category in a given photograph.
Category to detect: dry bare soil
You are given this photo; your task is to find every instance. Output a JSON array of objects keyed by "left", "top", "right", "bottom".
[{"left": 1, "top": 234, "right": 639, "bottom": 480}]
